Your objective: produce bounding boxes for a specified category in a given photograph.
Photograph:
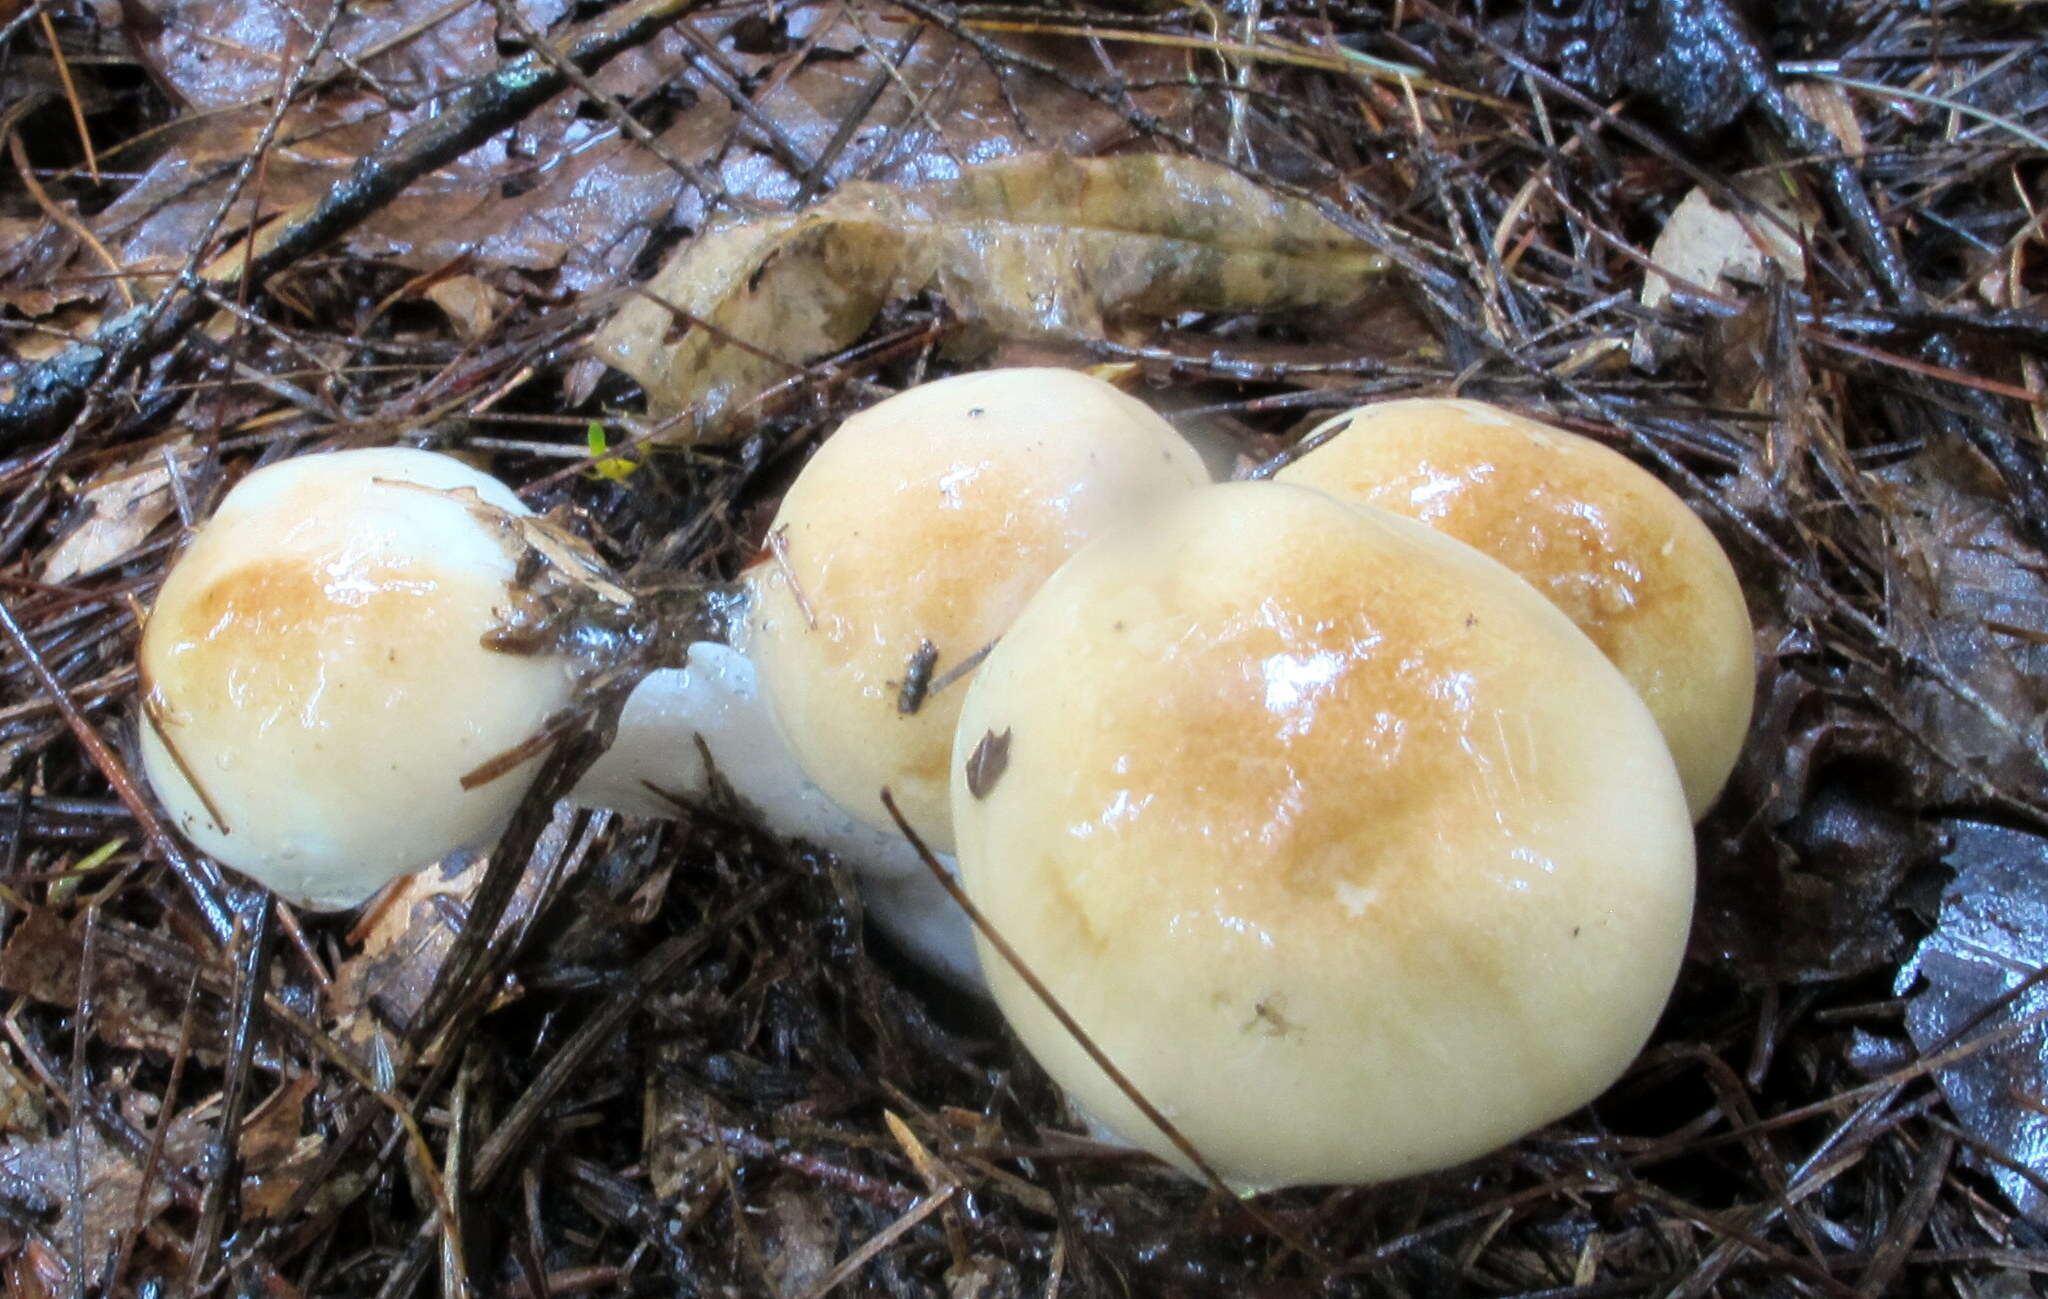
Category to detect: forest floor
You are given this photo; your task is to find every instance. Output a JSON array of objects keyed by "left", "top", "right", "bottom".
[{"left": 2, "top": 0, "right": 2048, "bottom": 1294}]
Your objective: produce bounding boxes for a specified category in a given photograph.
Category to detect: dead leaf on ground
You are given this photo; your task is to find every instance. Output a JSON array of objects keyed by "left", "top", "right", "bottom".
[
  {"left": 1693, "top": 668, "right": 1936, "bottom": 982},
  {"left": 0, "top": 216, "right": 84, "bottom": 318},
  {"left": 238, "top": 1071, "right": 315, "bottom": 1169},
  {"left": 763, "top": 1185, "right": 839, "bottom": 1297},
  {"left": 1636, "top": 180, "right": 1808, "bottom": 370},
  {"left": 645, "top": 1039, "right": 724, "bottom": 1202},
  {"left": 594, "top": 151, "right": 1388, "bottom": 440},
  {"left": 1899, "top": 820, "right": 2048, "bottom": 1224},
  {"left": 947, "top": 1256, "right": 1021, "bottom": 1299},
  {"left": 0, "top": 909, "right": 236, "bottom": 1063},
  {"left": 423, "top": 275, "right": 510, "bottom": 342},
  {"left": 1876, "top": 457, "right": 2048, "bottom": 809},
  {"left": 0, "top": 1100, "right": 211, "bottom": 1281},
  {"left": 236, "top": 1071, "right": 324, "bottom": 1219},
  {"left": 329, "top": 854, "right": 489, "bottom": 1050},
  {"left": 29, "top": 4, "right": 1201, "bottom": 313},
  {"left": 69, "top": 0, "right": 694, "bottom": 300},
  {"left": 329, "top": 803, "right": 576, "bottom": 1055},
  {"left": 1785, "top": 80, "right": 1867, "bottom": 160},
  {"left": 41, "top": 438, "right": 197, "bottom": 583}
]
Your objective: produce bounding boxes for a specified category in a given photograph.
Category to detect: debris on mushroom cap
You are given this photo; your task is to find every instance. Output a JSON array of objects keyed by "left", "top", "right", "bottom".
[
  {"left": 1276, "top": 397, "right": 1755, "bottom": 818},
  {"left": 951, "top": 482, "right": 1696, "bottom": 1191},
  {"left": 744, "top": 367, "right": 1209, "bottom": 854},
  {"left": 137, "top": 447, "right": 578, "bottom": 910}
]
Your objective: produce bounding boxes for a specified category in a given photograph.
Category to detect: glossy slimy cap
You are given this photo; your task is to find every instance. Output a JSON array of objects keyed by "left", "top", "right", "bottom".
[
  {"left": 745, "top": 368, "right": 1208, "bottom": 853},
  {"left": 951, "top": 482, "right": 1695, "bottom": 1190},
  {"left": 138, "top": 448, "right": 576, "bottom": 909},
  {"left": 1276, "top": 398, "right": 1754, "bottom": 817}
]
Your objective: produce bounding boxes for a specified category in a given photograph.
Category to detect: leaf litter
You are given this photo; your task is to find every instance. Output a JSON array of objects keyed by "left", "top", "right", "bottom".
[
  {"left": 1901, "top": 821, "right": 2048, "bottom": 1226},
  {"left": 593, "top": 150, "right": 1389, "bottom": 440},
  {"left": 2, "top": 0, "right": 2048, "bottom": 1294}
]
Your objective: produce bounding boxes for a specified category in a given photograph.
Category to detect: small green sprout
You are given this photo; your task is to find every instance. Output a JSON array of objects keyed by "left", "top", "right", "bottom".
[{"left": 585, "top": 423, "right": 639, "bottom": 483}]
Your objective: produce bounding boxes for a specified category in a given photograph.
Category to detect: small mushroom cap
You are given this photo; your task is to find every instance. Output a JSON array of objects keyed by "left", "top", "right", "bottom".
[
  {"left": 1276, "top": 398, "right": 1754, "bottom": 817},
  {"left": 746, "top": 367, "right": 1208, "bottom": 852},
  {"left": 950, "top": 482, "right": 1695, "bottom": 1191},
  {"left": 138, "top": 448, "right": 576, "bottom": 909}
]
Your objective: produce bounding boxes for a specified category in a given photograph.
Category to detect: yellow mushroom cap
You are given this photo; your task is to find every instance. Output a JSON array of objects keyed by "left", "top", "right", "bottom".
[
  {"left": 745, "top": 367, "right": 1209, "bottom": 853},
  {"left": 138, "top": 448, "right": 576, "bottom": 909},
  {"left": 950, "top": 482, "right": 1695, "bottom": 1191},
  {"left": 1275, "top": 398, "right": 1754, "bottom": 818}
]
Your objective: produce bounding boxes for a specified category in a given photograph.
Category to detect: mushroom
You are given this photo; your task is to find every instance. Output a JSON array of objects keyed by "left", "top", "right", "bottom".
[
  {"left": 571, "top": 367, "right": 1206, "bottom": 984},
  {"left": 138, "top": 447, "right": 577, "bottom": 910},
  {"left": 743, "top": 366, "right": 1210, "bottom": 853},
  {"left": 950, "top": 482, "right": 1696, "bottom": 1190},
  {"left": 139, "top": 364, "right": 1205, "bottom": 972},
  {"left": 1275, "top": 398, "right": 1753, "bottom": 817}
]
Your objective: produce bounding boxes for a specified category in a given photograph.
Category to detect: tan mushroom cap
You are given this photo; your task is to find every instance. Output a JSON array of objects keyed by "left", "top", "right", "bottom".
[
  {"left": 951, "top": 482, "right": 1695, "bottom": 1191},
  {"left": 745, "top": 367, "right": 1209, "bottom": 853},
  {"left": 138, "top": 448, "right": 576, "bottom": 910},
  {"left": 1276, "top": 398, "right": 1754, "bottom": 818}
]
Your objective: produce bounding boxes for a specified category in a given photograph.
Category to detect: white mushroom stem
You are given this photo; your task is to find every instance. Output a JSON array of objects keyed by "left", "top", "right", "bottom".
[{"left": 568, "top": 641, "right": 981, "bottom": 989}]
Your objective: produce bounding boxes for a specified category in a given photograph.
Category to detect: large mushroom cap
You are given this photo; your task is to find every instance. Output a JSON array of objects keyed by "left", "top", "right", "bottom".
[
  {"left": 950, "top": 482, "right": 1695, "bottom": 1191},
  {"left": 138, "top": 447, "right": 576, "bottom": 909},
  {"left": 1275, "top": 397, "right": 1755, "bottom": 818},
  {"left": 745, "top": 367, "right": 1208, "bottom": 853}
]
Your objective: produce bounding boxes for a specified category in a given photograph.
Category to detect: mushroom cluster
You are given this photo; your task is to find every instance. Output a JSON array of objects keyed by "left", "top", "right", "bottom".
[
  {"left": 938, "top": 397, "right": 1751, "bottom": 1189},
  {"left": 134, "top": 370, "right": 1204, "bottom": 982},
  {"left": 134, "top": 378, "right": 1752, "bottom": 1193}
]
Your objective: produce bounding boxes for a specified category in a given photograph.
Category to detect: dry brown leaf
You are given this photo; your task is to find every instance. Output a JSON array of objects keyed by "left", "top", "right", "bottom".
[
  {"left": 235, "top": 1072, "right": 325, "bottom": 1220},
  {"left": 1641, "top": 184, "right": 1806, "bottom": 311},
  {"left": 67, "top": 6, "right": 1201, "bottom": 307},
  {"left": 239, "top": 1072, "right": 316, "bottom": 1169},
  {"left": 424, "top": 274, "right": 510, "bottom": 342},
  {"left": 1636, "top": 181, "right": 1807, "bottom": 370},
  {"left": 0, "top": 910, "right": 233, "bottom": 1061},
  {"left": 594, "top": 152, "right": 1387, "bottom": 440},
  {"left": 41, "top": 438, "right": 196, "bottom": 583},
  {"left": 6, "top": 1235, "right": 70, "bottom": 1299},
  {"left": 0, "top": 1101, "right": 211, "bottom": 1280},
  {"left": 5, "top": 304, "right": 101, "bottom": 369}
]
